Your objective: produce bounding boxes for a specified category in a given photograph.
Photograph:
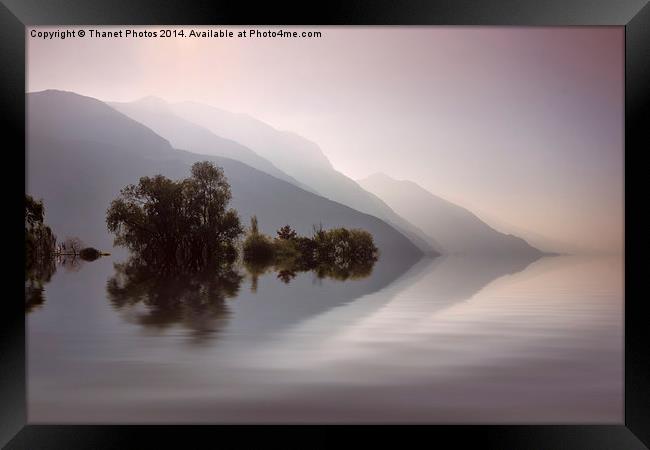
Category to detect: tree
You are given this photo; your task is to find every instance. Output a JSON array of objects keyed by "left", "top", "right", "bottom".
[
  {"left": 106, "top": 161, "right": 243, "bottom": 271},
  {"left": 25, "top": 194, "right": 44, "bottom": 228},
  {"left": 60, "top": 236, "right": 84, "bottom": 254},
  {"left": 25, "top": 195, "right": 57, "bottom": 312},
  {"left": 242, "top": 215, "right": 275, "bottom": 262},
  {"left": 250, "top": 215, "right": 259, "bottom": 235},
  {"left": 277, "top": 225, "right": 297, "bottom": 240},
  {"left": 25, "top": 194, "right": 56, "bottom": 269}
]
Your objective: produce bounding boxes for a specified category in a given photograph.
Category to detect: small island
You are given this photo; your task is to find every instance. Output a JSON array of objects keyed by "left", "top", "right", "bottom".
[
  {"left": 27, "top": 161, "right": 379, "bottom": 312},
  {"left": 25, "top": 194, "right": 108, "bottom": 311},
  {"left": 106, "top": 161, "right": 379, "bottom": 277}
]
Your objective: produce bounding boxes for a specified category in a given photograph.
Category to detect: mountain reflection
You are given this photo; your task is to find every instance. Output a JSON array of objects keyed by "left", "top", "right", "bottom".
[{"left": 234, "top": 254, "right": 545, "bottom": 377}]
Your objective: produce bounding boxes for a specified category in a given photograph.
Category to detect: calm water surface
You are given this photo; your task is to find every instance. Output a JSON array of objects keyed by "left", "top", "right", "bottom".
[{"left": 27, "top": 254, "right": 623, "bottom": 423}]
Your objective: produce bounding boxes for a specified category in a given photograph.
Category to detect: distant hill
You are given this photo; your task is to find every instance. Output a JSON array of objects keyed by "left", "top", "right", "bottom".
[
  {"left": 167, "top": 101, "right": 440, "bottom": 255},
  {"left": 26, "top": 90, "right": 423, "bottom": 261},
  {"left": 110, "top": 97, "right": 313, "bottom": 192},
  {"left": 358, "top": 173, "right": 541, "bottom": 256}
]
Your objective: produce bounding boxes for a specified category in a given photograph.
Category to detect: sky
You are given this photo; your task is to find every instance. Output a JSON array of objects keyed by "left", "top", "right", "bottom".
[{"left": 27, "top": 26, "right": 624, "bottom": 254}]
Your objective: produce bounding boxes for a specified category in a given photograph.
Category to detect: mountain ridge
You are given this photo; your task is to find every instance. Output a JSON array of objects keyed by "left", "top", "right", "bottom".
[
  {"left": 109, "top": 97, "right": 315, "bottom": 193},
  {"left": 26, "top": 90, "right": 423, "bottom": 262},
  {"left": 165, "top": 99, "right": 440, "bottom": 255},
  {"left": 358, "top": 173, "right": 541, "bottom": 256}
]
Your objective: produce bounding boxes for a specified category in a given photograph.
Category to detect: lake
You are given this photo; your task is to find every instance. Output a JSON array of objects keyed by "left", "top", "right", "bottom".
[{"left": 27, "top": 253, "right": 623, "bottom": 423}]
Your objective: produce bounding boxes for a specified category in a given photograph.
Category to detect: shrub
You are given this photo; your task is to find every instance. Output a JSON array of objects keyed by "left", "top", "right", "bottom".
[
  {"left": 311, "top": 227, "right": 378, "bottom": 268},
  {"left": 243, "top": 233, "right": 275, "bottom": 262},
  {"left": 242, "top": 215, "right": 275, "bottom": 263},
  {"left": 79, "top": 247, "right": 102, "bottom": 261},
  {"left": 273, "top": 237, "right": 300, "bottom": 260}
]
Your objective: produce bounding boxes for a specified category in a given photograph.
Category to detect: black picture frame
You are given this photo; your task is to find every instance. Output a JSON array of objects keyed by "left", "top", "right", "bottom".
[{"left": 2, "top": 1, "right": 648, "bottom": 448}]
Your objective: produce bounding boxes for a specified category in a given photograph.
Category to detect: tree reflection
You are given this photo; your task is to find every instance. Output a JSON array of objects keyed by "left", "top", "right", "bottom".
[
  {"left": 58, "top": 254, "right": 83, "bottom": 272},
  {"left": 104, "top": 239, "right": 378, "bottom": 340},
  {"left": 26, "top": 255, "right": 106, "bottom": 313},
  {"left": 106, "top": 255, "right": 243, "bottom": 344},
  {"left": 25, "top": 257, "right": 56, "bottom": 313},
  {"left": 243, "top": 253, "right": 376, "bottom": 291}
]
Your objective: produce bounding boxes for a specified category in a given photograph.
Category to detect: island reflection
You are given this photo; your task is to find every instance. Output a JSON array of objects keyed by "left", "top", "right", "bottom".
[
  {"left": 25, "top": 257, "right": 56, "bottom": 313},
  {"left": 26, "top": 254, "right": 101, "bottom": 313},
  {"left": 105, "top": 251, "right": 379, "bottom": 342},
  {"left": 244, "top": 253, "right": 376, "bottom": 292}
]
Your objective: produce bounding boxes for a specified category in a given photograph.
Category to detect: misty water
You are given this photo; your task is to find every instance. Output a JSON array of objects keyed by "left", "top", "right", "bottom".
[{"left": 27, "top": 253, "right": 623, "bottom": 423}]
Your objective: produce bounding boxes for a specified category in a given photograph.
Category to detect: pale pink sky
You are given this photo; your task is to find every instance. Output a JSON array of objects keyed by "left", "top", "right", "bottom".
[{"left": 27, "top": 26, "right": 624, "bottom": 254}]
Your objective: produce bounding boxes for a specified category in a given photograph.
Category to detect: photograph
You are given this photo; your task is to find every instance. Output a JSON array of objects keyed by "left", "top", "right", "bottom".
[{"left": 23, "top": 25, "right": 626, "bottom": 425}]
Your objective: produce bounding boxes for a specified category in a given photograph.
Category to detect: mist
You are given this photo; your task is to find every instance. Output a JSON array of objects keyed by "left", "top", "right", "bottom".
[{"left": 27, "top": 26, "right": 623, "bottom": 254}]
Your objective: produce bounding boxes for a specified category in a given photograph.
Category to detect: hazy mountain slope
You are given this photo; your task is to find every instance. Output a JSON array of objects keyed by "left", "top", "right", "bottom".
[
  {"left": 358, "top": 173, "right": 541, "bottom": 256},
  {"left": 110, "top": 98, "right": 313, "bottom": 192},
  {"left": 28, "top": 90, "right": 175, "bottom": 158},
  {"left": 168, "top": 101, "right": 440, "bottom": 255},
  {"left": 26, "top": 90, "right": 422, "bottom": 260},
  {"left": 456, "top": 209, "right": 571, "bottom": 255},
  {"left": 172, "top": 101, "right": 334, "bottom": 173}
]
